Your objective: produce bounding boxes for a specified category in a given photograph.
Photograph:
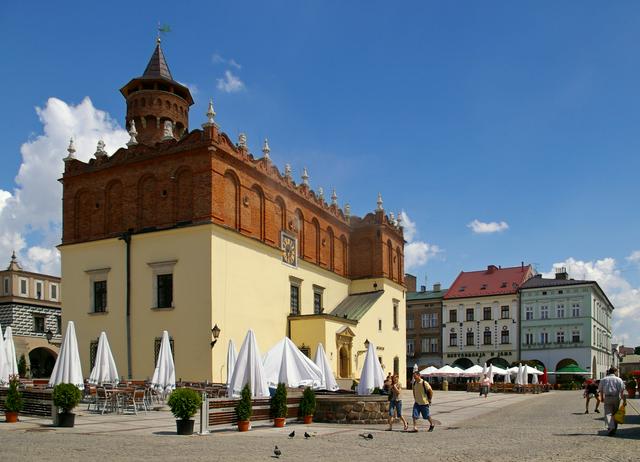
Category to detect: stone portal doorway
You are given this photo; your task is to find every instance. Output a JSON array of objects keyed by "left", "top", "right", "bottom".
[
  {"left": 29, "top": 347, "right": 57, "bottom": 378},
  {"left": 336, "top": 326, "right": 355, "bottom": 378},
  {"left": 339, "top": 347, "right": 349, "bottom": 378}
]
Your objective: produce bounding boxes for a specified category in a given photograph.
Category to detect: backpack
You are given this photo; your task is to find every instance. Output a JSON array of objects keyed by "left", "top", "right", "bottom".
[{"left": 421, "top": 380, "right": 433, "bottom": 402}]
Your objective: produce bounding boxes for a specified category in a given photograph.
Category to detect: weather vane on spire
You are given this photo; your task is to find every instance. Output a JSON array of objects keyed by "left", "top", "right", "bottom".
[{"left": 157, "top": 22, "right": 171, "bottom": 43}]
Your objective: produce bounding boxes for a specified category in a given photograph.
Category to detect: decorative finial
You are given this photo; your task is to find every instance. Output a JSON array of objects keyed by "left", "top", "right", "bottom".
[
  {"left": 162, "top": 120, "right": 174, "bottom": 140},
  {"left": 262, "top": 138, "right": 271, "bottom": 161},
  {"left": 11, "top": 250, "right": 17, "bottom": 261},
  {"left": 94, "top": 140, "right": 107, "bottom": 158},
  {"left": 238, "top": 133, "right": 247, "bottom": 149},
  {"left": 344, "top": 203, "right": 351, "bottom": 220},
  {"left": 284, "top": 164, "right": 292, "bottom": 180},
  {"left": 389, "top": 212, "right": 396, "bottom": 226},
  {"left": 63, "top": 138, "right": 76, "bottom": 162},
  {"left": 331, "top": 189, "right": 338, "bottom": 206},
  {"left": 8, "top": 250, "right": 22, "bottom": 271},
  {"left": 396, "top": 211, "right": 402, "bottom": 227},
  {"left": 376, "top": 192, "right": 383, "bottom": 211},
  {"left": 203, "top": 98, "right": 216, "bottom": 127},
  {"left": 301, "top": 167, "right": 310, "bottom": 187},
  {"left": 318, "top": 187, "right": 324, "bottom": 202},
  {"left": 127, "top": 120, "right": 138, "bottom": 147}
]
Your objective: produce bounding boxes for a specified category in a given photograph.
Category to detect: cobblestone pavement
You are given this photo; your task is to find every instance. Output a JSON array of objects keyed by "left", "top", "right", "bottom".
[{"left": 1, "top": 391, "right": 638, "bottom": 461}]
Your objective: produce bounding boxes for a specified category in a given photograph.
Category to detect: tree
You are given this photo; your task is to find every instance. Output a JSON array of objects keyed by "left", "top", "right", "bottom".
[{"left": 634, "top": 346, "right": 640, "bottom": 355}]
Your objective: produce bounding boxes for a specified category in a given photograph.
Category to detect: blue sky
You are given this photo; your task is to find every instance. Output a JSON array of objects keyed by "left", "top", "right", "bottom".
[{"left": 1, "top": 1, "right": 639, "bottom": 345}]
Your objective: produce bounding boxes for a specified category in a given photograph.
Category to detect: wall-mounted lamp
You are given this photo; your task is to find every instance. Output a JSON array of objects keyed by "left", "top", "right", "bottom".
[
  {"left": 364, "top": 338, "right": 370, "bottom": 349},
  {"left": 46, "top": 329, "right": 54, "bottom": 344},
  {"left": 210, "top": 324, "right": 221, "bottom": 348}
]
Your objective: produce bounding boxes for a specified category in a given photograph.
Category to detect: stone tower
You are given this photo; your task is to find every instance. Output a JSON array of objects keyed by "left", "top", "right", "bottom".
[{"left": 119, "top": 39, "right": 194, "bottom": 145}]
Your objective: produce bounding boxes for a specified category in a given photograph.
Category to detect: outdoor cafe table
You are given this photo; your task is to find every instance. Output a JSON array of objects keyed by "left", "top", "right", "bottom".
[{"left": 108, "top": 388, "right": 135, "bottom": 413}]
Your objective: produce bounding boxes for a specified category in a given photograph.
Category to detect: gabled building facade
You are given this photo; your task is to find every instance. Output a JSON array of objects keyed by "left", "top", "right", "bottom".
[
  {"left": 406, "top": 283, "right": 447, "bottom": 371},
  {"left": 442, "top": 264, "right": 533, "bottom": 369},
  {"left": 60, "top": 40, "right": 407, "bottom": 384},
  {"left": 519, "top": 268, "right": 614, "bottom": 380}
]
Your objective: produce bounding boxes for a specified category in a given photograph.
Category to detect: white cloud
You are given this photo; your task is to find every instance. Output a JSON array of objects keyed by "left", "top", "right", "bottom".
[
  {"left": 212, "top": 53, "right": 242, "bottom": 69},
  {"left": 468, "top": 219, "right": 509, "bottom": 234},
  {"left": 0, "top": 97, "right": 128, "bottom": 275},
  {"left": 626, "top": 250, "right": 640, "bottom": 264},
  {"left": 229, "top": 59, "right": 242, "bottom": 69},
  {"left": 542, "top": 257, "right": 640, "bottom": 346},
  {"left": 217, "top": 70, "right": 245, "bottom": 93},
  {"left": 400, "top": 210, "right": 441, "bottom": 271}
]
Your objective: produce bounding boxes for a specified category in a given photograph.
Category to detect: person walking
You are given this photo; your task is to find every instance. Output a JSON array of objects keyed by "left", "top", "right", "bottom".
[
  {"left": 583, "top": 379, "right": 600, "bottom": 414},
  {"left": 598, "top": 367, "right": 626, "bottom": 436},
  {"left": 386, "top": 374, "right": 408, "bottom": 431},
  {"left": 410, "top": 371, "right": 435, "bottom": 433},
  {"left": 480, "top": 374, "right": 491, "bottom": 398}
]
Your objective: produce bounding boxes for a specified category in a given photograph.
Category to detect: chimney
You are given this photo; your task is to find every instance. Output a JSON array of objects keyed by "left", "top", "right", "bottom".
[
  {"left": 405, "top": 274, "right": 417, "bottom": 292},
  {"left": 487, "top": 265, "right": 498, "bottom": 274},
  {"left": 433, "top": 283, "right": 441, "bottom": 292},
  {"left": 420, "top": 285, "right": 426, "bottom": 292},
  {"left": 555, "top": 267, "right": 568, "bottom": 280}
]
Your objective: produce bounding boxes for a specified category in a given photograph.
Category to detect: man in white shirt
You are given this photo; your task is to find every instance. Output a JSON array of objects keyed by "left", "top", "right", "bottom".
[{"left": 598, "top": 367, "right": 626, "bottom": 436}]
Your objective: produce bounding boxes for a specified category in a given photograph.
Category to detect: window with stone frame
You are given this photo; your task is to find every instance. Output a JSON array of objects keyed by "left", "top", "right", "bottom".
[
  {"left": 3, "top": 277, "right": 9, "bottom": 295},
  {"left": 483, "top": 329, "right": 492, "bottom": 345},
  {"left": 154, "top": 336, "right": 175, "bottom": 365},
  {"left": 449, "top": 332, "right": 457, "bottom": 347},
  {"left": 393, "top": 300, "right": 399, "bottom": 330},
  {"left": 33, "top": 315, "right": 45, "bottom": 333},
  {"left": 93, "top": 280, "right": 107, "bottom": 313},
  {"left": 407, "top": 316, "right": 414, "bottom": 329},
  {"left": 19, "top": 277, "right": 28, "bottom": 297},
  {"left": 571, "top": 303, "right": 580, "bottom": 317},
  {"left": 540, "top": 332, "right": 549, "bottom": 344},
  {"left": 421, "top": 313, "right": 428, "bottom": 328},
  {"left": 572, "top": 330, "right": 581, "bottom": 343},
  {"left": 35, "top": 280, "right": 43, "bottom": 300},
  {"left": 556, "top": 331, "right": 565, "bottom": 343},
  {"left": 290, "top": 284, "right": 300, "bottom": 315},
  {"left": 50, "top": 283, "right": 59, "bottom": 301},
  {"left": 556, "top": 304, "right": 565, "bottom": 318},
  {"left": 466, "top": 308, "right": 474, "bottom": 321},
  {"left": 407, "top": 339, "right": 415, "bottom": 355},
  {"left": 313, "top": 285, "right": 324, "bottom": 314},
  {"left": 466, "top": 331, "right": 474, "bottom": 346},
  {"left": 525, "top": 333, "right": 533, "bottom": 345},
  {"left": 157, "top": 274, "right": 173, "bottom": 308},
  {"left": 430, "top": 312, "right": 439, "bottom": 328},
  {"left": 540, "top": 305, "right": 549, "bottom": 319},
  {"left": 483, "top": 306, "right": 491, "bottom": 320},
  {"left": 500, "top": 328, "right": 510, "bottom": 344},
  {"left": 501, "top": 305, "right": 510, "bottom": 319},
  {"left": 525, "top": 306, "right": 533, "bottom": 320},
  {"left": 449, "top": 309, "right": 457, "bottom": 323},
  {"left": 430, "top": 337, "right": 438, "bottom": 353},
  {"left": 421, "top": 337, "right": 428, "bottom": 353}
]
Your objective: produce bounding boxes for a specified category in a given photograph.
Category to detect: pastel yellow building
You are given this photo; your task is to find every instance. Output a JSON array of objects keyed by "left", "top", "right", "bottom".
[{"left": 59, "top": 41, "right": 407, "bottom": 386}]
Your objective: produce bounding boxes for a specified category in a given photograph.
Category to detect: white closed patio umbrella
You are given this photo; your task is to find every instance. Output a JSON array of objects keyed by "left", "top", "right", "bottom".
[
  {"left": 314, "top": 343, "right": 339, "bottom": 391},
  {"left": 226, "top": 339, "right": 237, "bottom": 387},
  {"left": 227, "top": 329, "right": 269, "bottom": 398},
  {"left": 263, "top": 337, "right": 323, "bottom": 389},
  {"left": 532, "top": 373, "right": 539, "bottom": 384},
  {"left": 504, "top": 368, "right": 511, "bottom": 384},
  {"left": 48, "top": 321, "right": 84, "bottom": 389},
  {"left": 4, "top": 327, "right": 18, "bottom": 376},
  {"left": 151, "top": 330, "right": 176, "bottom": 396},
  {"left": 482, "top": 362, "right": 488, "bottom": 378},
  {"left": 0, "top": 332, "right": 9, "bottom": 384},
  {"left": 488, "top": 364, "right": 495, "bottom": 384},
  {"left": 88, "top": 332, "right": 119, "bottom": 385},
  {"left": 357, "top": 341, "right": 385, "bottom": 395}
]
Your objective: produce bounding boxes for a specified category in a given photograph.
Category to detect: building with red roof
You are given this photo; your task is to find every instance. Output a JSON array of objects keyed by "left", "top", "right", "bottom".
[{"left": 442, "top": 264, "right": 533, "bottom": 369}]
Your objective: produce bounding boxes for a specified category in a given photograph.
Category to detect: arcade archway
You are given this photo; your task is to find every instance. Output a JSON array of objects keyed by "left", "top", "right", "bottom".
[{"left": 29, "top": 347, "right": 57, "bottom": 378}]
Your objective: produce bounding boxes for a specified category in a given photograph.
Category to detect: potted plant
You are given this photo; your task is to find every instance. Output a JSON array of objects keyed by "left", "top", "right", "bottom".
[
  {"left": 17, "top": 355, "right": 27, "bottom": 378},
  {"left": 299, "top": 386, "right": 316, "bottom": 424},
  {"left": 167, "top": 387, "right": 202, "bottom": 435},
  {"left": 52, "top": 383, "right": 82, "bottom": 427},
  {"left": 627, "top": 379, "right": 637, "bottom": 399},
  {"left": 271, "top": 383, "right": 288, "bottom": 427},
  {"left": 236, "top": 384, "right": 252, "bottom": 432},
  {"left": 4, "top": 375, "right": 23, "bottom": 423}
]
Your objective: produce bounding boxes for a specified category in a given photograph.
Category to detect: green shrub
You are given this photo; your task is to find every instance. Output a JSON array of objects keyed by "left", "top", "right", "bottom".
[
  {"left": 52, "top": 383, "right": 82, "bottom": 413},
  {"left": 236, "top": 384, "right": 252, "bottom": 421},
  {"left": 5, "top": 375, "right": 24, "bottom": 413},
  {"left": 17, "top": 355, "right": 27, "bottom": 378},
  {"left": 167, "top": 388, "right": 202, "bottom": 420},
  {"left": 271, "top": 383, "right": 288, "bottom": 418},
  {"left": 300, "top": 387, "right": 316, "bottom": 416}
]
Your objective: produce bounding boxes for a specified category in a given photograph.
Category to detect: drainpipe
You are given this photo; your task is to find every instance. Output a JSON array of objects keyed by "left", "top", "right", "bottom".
[{"left": 119, "top": 231, "right": 132, "bottom": 379}]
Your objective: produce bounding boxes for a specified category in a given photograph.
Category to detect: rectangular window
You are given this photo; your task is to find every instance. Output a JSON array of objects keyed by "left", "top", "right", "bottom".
[
  {"left": 483, "top": 307, "right": 491, "bottom": 320},
  {"left": 540, "top": 332, "right": 548, "bottom": 344},
  {"left": 407, "top": 317, "right": 414, "bottom": 329},
  {"left": 540, "top": 305, "right": 549, "bottom": 319},
  {"left": 572, "top": 303, "right": 580, "bottom": 317},
  {"left": 501, "top": 329, "right": 510, "bottom": 344},
  {"left": 19, "top": 278, "right": 28, "bottom": 297},
  {"left": 35, "top": 280, "right": 43, "bottom": 300},
  {"left": 50, "top": 283, "right": 58, "bottom": 301},
  {"left": 466, "top": 308, "right": 474, "bottom": 321},
  {"left": 430, "top": 313, "right": 438, "bottom": 328},
  {"left": 378, "top": 319, "right": 382, "bottom": 331},
  {"left": 407, "top": 339, "right": 414, "bottom": 355},
  {"left": 33, "top": 315, "right": 45, "bottom": 333},
  {"left": 572, "top": 330, "right": 580, "bottom": 343},
  {"left": 484, "top": 330, "right": 492, "bottom": 345},
  {"left": 525, "top": 306, "right": 533, "bottom": 321},
  {"left": 421, "top": 313, "right": 428, "bottom": 328},
  {"left": 313, "top": 285, "right": 324, "bottom": 314},
  {"left": 449, "top": 310, "right": 457, "bottom": 323},
  {"left": 449, "top": 333, "right": 457, "bottom": 347},
  {"left": 157, "top": 274, "right": 173, "bottom": 308},
  {"left": 56, "top": 315, "right": 62, "bottom": 333},
  {"left": 501, "top": 305, "right": 510, "bottom": 319},
  {"left": 93, "top": 280, "right": 107, "bottom": 313},
  {"left": 154, "top": 336, "right": 175, "bottom": 365},
  {"left": 556, "top": 304, "right": 565, "bottom": 318},
  {"left": 393, "top": 301, "right": 399, "bottom": 330},
  {"left": 525, "top": 333, "right": 533, "bottom": 345},
  {"left": 3, "top": 277, "right": 8, "bottom": 295},
  {"left": 290, "top": 284, "right": 300, "bottom": 315},
  {"left": 430, "top": 338, "right": 438, "bottom": 353},
  {"left": 421, "top": 337, "right": 428, "bottom": 353},
  {"left": 556, "top": 331, "right": 565, "bottom": 343},
  {"left": 466, "top": 331, "right": 474, "bottom": 346}
]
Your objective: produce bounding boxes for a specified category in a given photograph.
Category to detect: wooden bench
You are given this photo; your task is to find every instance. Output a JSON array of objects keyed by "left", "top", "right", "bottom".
[{"left": 207, "top": 397, "right": 301, "bottom": 427}]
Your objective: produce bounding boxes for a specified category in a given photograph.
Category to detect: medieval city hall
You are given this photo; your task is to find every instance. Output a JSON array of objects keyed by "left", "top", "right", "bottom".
[{"left": 59, "top": 40, "right": 407, "bottom": 384}]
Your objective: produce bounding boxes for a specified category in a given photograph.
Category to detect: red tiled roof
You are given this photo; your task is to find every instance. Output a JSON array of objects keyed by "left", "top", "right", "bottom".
[{"left": 443, "top": 264, "right": 533, "bottom": 299}]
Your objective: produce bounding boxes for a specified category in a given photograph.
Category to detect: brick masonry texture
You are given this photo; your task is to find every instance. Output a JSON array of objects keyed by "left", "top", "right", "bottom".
[
  {"left": 61, "top": 102, "right": 405, "bottom": 283},
  {"left": 0, "top": 303, "right": 62, "bottom": 340}
]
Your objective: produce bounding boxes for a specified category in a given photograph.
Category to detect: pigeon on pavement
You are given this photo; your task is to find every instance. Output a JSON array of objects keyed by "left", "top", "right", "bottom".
[
  {"left": 288, "top": 430, "right": 295, "bottom": 438},
  {"left": 274, "top": 446, "right": 282, "bottom": 458},
  {"left": 304, "top": 432, "right": 311, "bottom": 439}
]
